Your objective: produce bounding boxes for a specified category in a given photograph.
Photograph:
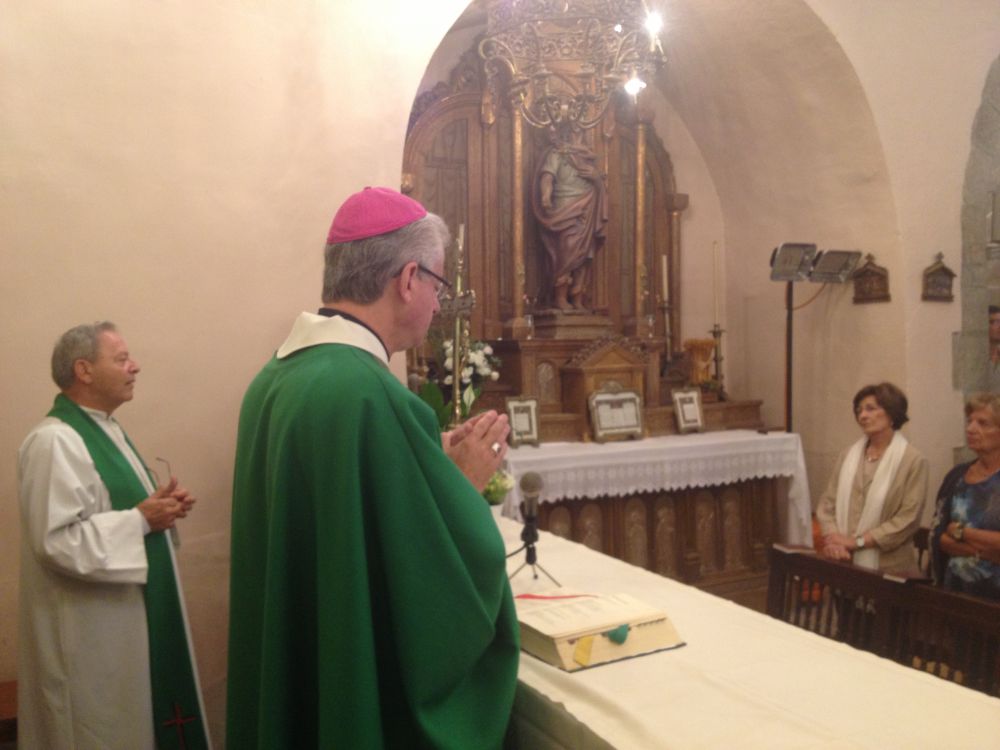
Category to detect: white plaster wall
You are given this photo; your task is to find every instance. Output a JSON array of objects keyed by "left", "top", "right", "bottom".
[
  {"left": 804, "top": 0, "right": 1000, "bottom": 511},
  {"left": 660, "top": 0, "right": 908, "bottom": 503},
  {"left": 0, "top": 0, "right": 467, "bottom": 741},
  {"left": 660, "top": 0, "right": 1000, "bottom": 508}
]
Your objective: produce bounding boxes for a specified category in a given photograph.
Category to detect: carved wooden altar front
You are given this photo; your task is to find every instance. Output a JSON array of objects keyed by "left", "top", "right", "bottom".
[{"left": 537, "top": 479, "right": 779, "bottom": 611}]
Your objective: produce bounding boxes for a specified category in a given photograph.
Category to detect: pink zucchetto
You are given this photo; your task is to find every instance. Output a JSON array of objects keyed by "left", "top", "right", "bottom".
[{"left": 327, "top": 186, "right": 428, "bottom": 244}]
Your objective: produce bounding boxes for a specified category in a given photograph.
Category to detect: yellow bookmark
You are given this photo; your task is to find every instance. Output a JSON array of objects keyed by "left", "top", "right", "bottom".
[{"left": 573, "top": 636, "right": 595, "bottom": 667}]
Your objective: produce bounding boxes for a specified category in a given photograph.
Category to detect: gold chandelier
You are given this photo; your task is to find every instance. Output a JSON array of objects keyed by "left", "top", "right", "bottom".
[{"left": 479, "top": 0, "right": 666, "bottom": 131}]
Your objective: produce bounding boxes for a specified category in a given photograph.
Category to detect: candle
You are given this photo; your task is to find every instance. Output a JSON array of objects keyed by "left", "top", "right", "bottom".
[
  {"left": 712, "top": 241, "right": 721, "bottom": 325},
  {"left": 661, "top": 254, "right": 669, "bottom": 305}
]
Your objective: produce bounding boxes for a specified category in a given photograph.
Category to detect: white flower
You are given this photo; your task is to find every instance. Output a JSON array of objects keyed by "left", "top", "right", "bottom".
[
  {"left": 444, "top": 375, "right": 453, "bottom": 385},
  {"left": 483, "top": 344, "right": 493, "bottom": 355},
  {"left": 476, "top": 363, "right": 490, "bottom": 376},
  {"left": 443, "top": 339, "right": 454, "bottom": 353},
  {"left": 443, "top": 356, "right": 453, "bottom": 371},
  {"left": 490, "top": 371, "right": 500, "bottom": 381},
  {"left": 462, "top": 366, "right": 474, "bottom": 381}
]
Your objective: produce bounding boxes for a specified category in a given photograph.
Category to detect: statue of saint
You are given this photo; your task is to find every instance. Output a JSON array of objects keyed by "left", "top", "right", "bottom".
[{"left": 532, "top": 125, "right": 608, "bottom": 311}]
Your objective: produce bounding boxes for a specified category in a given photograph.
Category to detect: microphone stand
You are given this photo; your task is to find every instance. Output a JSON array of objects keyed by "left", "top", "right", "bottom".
[{"left": 508, "top": 500, "right": 560, "bottom": 586}]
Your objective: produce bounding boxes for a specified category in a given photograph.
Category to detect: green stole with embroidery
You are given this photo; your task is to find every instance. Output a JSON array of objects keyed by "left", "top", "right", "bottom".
[{"left": 47, "top": 394, "right": 210, "bottom": 750}]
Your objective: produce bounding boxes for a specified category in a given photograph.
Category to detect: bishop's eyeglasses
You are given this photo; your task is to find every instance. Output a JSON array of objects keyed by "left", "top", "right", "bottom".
[{"left": 416, "top": 263, "right": 452, "bottom": 301}]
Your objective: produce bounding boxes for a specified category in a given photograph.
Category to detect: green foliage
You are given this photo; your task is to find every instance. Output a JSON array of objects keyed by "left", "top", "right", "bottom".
[{"left": 418, "top": 381, "right": 453, "bottom": 431}]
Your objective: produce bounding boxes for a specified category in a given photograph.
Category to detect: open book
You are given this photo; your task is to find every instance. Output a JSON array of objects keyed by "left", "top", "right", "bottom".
[{"left": 515, "top": 591, "right": 685, "bottom": 671}]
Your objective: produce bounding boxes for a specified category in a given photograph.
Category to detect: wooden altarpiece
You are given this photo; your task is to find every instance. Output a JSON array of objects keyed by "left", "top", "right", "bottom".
[{"left": 402, "top": 49, "right": 761, "bottom": 440}]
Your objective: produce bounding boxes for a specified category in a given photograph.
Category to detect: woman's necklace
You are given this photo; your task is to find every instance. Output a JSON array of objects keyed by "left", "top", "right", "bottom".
[
  {"left": 865, "top": 445, "right": 884, "bottom": 463},
  {"left": 865, "top": 432, "right": 892, "bottom": 463}
]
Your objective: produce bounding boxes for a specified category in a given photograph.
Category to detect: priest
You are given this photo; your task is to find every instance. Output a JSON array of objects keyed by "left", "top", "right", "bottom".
[
  {"left": 227, "top": 187, "right": 519, "bottom": 749},
  {"left": 17, "top": 322, "right": 210, "bottom": 749}
]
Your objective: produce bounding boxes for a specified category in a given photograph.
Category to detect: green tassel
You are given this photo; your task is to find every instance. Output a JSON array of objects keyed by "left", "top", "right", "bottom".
[{"left": 603, "top": 624, "right": 630, "bottom": 644}]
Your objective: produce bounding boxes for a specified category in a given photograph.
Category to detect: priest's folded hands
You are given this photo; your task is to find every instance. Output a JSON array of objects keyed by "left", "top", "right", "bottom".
[
  {"left": 137, "top": 475, "right": 197, "bottom": 531},
  {"left": 442, "top": 409, "right": 511, "bottom": 492}
]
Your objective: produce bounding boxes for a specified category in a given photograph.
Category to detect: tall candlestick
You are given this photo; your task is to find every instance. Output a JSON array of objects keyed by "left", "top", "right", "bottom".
[{"left": 992, "top": 192, "right": 1000, "bottom": 243}]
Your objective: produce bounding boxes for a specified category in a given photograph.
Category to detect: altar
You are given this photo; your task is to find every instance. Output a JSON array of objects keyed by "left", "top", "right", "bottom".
[
  {"left": 501, "top": 430, "right": 811, "bottom": 610},
  {"left": 498, "top": 514, "right": 1000, "bottom": 750}
]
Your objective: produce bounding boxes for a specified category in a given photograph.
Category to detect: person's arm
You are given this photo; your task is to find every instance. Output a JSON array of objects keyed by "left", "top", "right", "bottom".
[
  {"left": 19, "top": 423, "right": 170, "bottom": 583},
  {"left": 928, "top": 466, "right": 965, "bottom": 584},
  {"left": 815, "top": 451, "right": 851, "bottom": 559},
  {"left": 941, "top": 522, "right": 1000, "bottom": 563},
  {"left": 867, "top": 453, "right": 929, "bottom": 552}
]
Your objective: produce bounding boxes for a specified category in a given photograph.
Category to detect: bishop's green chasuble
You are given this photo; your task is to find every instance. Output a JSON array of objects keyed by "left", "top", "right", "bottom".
[
  {"left": 47, "top": 394, "right": 210, "bottom": 750},
  {"left": 226, "top": 343, "right": 519, "bottom": 749}
]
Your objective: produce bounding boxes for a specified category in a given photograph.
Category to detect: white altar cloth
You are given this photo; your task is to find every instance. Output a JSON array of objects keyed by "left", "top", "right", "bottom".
[
  {"left": 502, "top": 430, "right": 812, "bottom": 545},
  {"left": 498, "top": 513, "right": 1000, "bottom": 750}
]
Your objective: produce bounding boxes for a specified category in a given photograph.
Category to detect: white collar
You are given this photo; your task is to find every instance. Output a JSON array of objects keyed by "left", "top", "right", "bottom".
[
  {"left": 79, "top": 404, "right": 116, "bottom": 423},
  {"left": 275, "top": 312, "right": 389, "bottom": 366}
]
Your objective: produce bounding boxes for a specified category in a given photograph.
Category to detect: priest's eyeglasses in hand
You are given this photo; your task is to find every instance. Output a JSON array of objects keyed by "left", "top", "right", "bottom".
[{"left": 150, "top": 456, "right": 172, "bottom": 486}]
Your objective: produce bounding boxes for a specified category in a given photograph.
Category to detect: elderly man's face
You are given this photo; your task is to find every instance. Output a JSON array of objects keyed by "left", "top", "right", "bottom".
[
  {"left": 79, "top": 330, "right": 141, "bottom": 414},
  {"left": 989, "top": 312, "right": 1000, "bottom": 344}
]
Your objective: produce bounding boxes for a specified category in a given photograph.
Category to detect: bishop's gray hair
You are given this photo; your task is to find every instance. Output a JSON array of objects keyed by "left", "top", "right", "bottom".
[
  {"left": 321, "top": 213, "right": 450, "bottom": 304},
  {"left": 51, "top": 321, "right": 117, "bottom": 389}
]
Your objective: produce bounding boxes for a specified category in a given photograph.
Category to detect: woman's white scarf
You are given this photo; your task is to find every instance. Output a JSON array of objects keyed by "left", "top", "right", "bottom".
[{"left": 834, "top": 431, "right": 908, "bottom": 570}]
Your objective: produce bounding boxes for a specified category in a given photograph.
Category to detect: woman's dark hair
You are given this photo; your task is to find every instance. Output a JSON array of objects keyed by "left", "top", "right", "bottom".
[{"left": 852, "top": 382, "right": 909, "bottom": 430}]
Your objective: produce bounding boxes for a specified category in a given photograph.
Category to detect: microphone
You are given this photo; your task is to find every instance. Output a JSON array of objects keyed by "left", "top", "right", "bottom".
[
  {"left": 509, "top": 471, "right": 558, "bottom": 585},
  {"left": 519, "top": 471, "right": 543, "bottom": 520}
]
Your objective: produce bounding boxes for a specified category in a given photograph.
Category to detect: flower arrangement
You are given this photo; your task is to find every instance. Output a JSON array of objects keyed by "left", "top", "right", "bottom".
[
  {"left": 418, "top": 338, "right": 501, "bottom": 430},
  {"left": 482, "top": 470, "right": 515, "bottom": 505},
  {"left": 415, "top": 338, "right": 511, "bottom": 505}
]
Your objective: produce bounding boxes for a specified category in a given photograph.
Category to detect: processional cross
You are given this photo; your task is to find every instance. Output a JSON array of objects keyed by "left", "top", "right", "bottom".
[{"left": 437, "top": 224, "right": 476, "bottom": 428}]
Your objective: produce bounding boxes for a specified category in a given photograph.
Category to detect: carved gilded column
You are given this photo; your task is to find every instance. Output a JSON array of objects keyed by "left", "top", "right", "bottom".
[
  {"left": 634, "top": 119, "right": 647, "bottom": 328},
  {"left": 505, "top": 108, "right": 530, "bottom": 339},
  {"left": 625, "top": 111, "right": 652, "bottom": 337},
  {"left": 512, "top": 110, "right": 525, "bottom": 321}
]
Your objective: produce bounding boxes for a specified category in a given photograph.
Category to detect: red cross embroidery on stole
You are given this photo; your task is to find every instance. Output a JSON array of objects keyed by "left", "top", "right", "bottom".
[{"left": 163, "top": 702, "right": 197, "bottom": 749}]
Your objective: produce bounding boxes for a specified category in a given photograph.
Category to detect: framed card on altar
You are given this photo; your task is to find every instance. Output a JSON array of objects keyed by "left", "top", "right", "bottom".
[
  {"left": 505, "top": 397, "right": 539, "bottom": 447},
  {"left": 588, "top": 388, "right": 643, "bottom": 442},
  {"left": 672, "top": 388, "right": 704, "bottom": 433}
]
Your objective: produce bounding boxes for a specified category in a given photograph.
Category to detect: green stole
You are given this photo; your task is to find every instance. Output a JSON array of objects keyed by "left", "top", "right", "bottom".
[{"left": 47, "top": 394, "right": 210, "bottom": 750}]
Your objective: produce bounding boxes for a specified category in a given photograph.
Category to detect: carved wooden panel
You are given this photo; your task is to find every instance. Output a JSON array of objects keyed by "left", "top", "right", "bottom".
[
  {"left": 623, "top": 497, "right": 648, "bottom": 569},
  {"left": 577, "top": 502, "right": 604, "bottom": 551},
  {"left": 694, "top": 489, "right": 718, "bottom": 575},
  {"left": 548, "top": 505, "right": 572, "bottom": 539},
  {"left": 653, "top": 495, "right": 678, "bottom": 577},
  {"left": 536, "top": 361, "right": 558, "bottom": 406},
  {"left": 722, "top": 486, "right": 745, "bottom": 570},
  {"left": 535, "top": 478, "right": 779, "bottom": 611}
]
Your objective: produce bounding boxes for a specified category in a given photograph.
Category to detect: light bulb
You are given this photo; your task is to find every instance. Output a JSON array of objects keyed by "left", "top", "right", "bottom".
[
  {"left": 624, "top": 76, "right": 646, "bottom": 96},
  {"left": 645, "top": 11, "right": 663, "bottom": 36}
]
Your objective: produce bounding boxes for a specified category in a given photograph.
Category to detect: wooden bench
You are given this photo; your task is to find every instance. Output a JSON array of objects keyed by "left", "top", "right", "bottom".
[{"left": 767, "top": 544, "right": 1000, "bottom": 696}]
